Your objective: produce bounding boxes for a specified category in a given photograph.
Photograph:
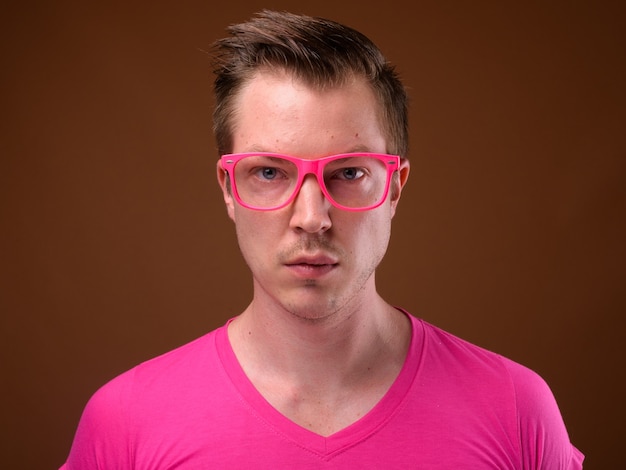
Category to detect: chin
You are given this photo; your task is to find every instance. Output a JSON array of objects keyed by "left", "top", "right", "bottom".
[{"left": 283, "top": 294, "right": 348, "bottom": 324}]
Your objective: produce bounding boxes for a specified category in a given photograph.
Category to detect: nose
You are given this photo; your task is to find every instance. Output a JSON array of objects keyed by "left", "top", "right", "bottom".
[{"left": 289, "top": 175, "right": 332, "bottom": 233}]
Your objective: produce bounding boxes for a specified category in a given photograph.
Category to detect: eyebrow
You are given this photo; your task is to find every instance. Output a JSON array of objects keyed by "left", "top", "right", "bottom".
[
  {"left": 244, "top": 146, "right": 270, "bottom": 153},
  {"left": 346, "top": 145, "right": 376, "bottom": 154}
]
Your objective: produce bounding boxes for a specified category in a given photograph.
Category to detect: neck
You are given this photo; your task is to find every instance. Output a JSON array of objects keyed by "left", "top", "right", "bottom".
[
  {"left": 235, "top": 289, "right": 404, "bottom": 372},
  {"left": 227, "top": 284, "right": 411, "bottom": 436}
]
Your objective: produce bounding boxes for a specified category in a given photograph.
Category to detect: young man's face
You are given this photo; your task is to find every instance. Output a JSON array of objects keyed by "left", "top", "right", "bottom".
[{"left": 217, "top": 71, "right": 409, "bottom": 321}]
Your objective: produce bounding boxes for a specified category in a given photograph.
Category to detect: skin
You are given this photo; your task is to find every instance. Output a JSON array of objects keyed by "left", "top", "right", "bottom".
[{"left": 217, "top": 69, "right": 411, "bottom": 436}]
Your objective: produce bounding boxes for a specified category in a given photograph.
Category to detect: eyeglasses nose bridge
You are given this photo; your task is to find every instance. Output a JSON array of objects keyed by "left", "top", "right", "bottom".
[
  {"left": 294, "top": 158, "right": 327, "bottom": 187},
  {"left": 298, "top": 158, "right": 322, "bottom": 176},
  {"left": 293, "top": 159, "right": 329, "bottom": 199}
]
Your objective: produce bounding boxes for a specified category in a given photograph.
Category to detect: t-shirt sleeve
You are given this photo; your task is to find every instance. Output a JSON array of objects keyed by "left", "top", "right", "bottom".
[
  {"left": 61, "top": 371, "right": 135, "bottom": 470},
  {"left": 504, "top": 359, "right": 584, "bottom": 469}
]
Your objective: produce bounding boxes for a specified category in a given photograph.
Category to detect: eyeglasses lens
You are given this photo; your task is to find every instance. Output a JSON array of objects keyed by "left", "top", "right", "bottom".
[{"left": 232, "top": 155, "right": 390, "bottom": 210}]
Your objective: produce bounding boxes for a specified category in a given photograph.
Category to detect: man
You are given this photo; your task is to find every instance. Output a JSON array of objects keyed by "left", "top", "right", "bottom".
[{"left": 62, "top": 10, "right": 583, "bottom": 468}]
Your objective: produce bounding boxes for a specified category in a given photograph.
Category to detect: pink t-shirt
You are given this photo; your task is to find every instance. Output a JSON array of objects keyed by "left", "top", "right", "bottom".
[{"left": 62, "top": 311, "right": 584, "bottom": 469}]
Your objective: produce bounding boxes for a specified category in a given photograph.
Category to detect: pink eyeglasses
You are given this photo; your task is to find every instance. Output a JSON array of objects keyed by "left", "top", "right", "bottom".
[{"left": 220, "top": 152, "right": 400, "bottom": 211}]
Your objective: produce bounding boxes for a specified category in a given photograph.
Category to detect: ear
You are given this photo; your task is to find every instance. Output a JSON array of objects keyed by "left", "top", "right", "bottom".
[
  {"left": 216, "top": 159, "right": 236, "bottom": 221},
  {"left": 390, "top": 158, "right": 410, "bottom": 217}
]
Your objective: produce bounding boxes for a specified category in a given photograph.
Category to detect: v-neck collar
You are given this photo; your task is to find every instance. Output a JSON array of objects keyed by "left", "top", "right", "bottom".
[{"left": 215, "top": 310, "right": 424, "bottom": 457}]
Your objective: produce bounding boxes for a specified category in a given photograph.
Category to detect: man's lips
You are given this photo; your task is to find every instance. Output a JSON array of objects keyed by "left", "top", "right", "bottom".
[
  {"left": 284, "top": 255, "right": 339, "bottom": 278},
  {"left": 285, "top": 255, "right": 338, "bottom": 266}
]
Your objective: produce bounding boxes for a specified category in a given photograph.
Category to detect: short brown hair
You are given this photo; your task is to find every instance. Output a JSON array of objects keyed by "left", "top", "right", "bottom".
[{"left": 210, "top": 10, "right": 409, "bottom": 157}]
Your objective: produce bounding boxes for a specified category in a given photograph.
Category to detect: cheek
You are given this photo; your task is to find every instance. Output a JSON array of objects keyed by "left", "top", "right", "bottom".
[
  {"left": 341, "top": 211, "right": 392, "bottom": 258},
  {"left": 232, "top": 210, "right": 280, "bottom": 262},
  {"left": 368, "top": 217, "right": 392, "bottom": 258}
]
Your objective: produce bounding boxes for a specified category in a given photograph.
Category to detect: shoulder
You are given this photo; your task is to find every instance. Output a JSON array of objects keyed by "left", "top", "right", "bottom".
[
  {"left": 93, "top": 326, "right": 227, "bottom": 409},
  {"left": 417, "top": 317, "right": 514, "bottom": 376},
  {"left": 421, "top": 321, "right": 563, "bottom": 434},
  {"left": 413, "top": 316, "right": 583, "bottom": 469},
  {"left": 416, "top": 317, "right": 560, "bottom": 421},
  {"left": 64, "top": 327, "right": 226, "bottom": 468},
  {"left": 500, "top": 358, "right": 584, "bottom": 469},
  {"left": 81, "top": 327, "right": 221, "bottom": 419}
]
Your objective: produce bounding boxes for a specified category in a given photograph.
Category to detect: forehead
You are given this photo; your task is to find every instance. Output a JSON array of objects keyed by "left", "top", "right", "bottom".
[
  {"left": 231, "top": 70, "right": 387, "bottom": 156},
  {"left": 235, "top": 68, "right": 379, "bottom": 111}
]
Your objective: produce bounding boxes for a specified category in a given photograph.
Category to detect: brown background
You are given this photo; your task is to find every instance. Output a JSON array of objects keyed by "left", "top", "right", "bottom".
[{"left": 1, "top": 1, "right": 624, "bottom": 468}]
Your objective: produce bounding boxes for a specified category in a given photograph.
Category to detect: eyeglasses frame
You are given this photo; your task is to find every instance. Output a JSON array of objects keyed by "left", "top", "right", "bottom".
[{"left": 220, "top": 152, "right": 400, "bottom": 211}]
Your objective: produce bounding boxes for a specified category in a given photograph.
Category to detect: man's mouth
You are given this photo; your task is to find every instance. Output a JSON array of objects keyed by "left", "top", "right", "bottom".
[
  {"left": 284, "top": 255, "right": 338, "bottom": 278},
  {"left": 285, "top": 254, "right": 338, "bottom": 266}
]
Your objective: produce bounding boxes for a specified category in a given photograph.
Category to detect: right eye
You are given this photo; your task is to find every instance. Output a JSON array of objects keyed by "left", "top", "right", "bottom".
[
  {"left": 335, "top": 167, "right": 365, "bottom": 181},
  {"left": 241, "top": 156, "right": 294, "bottom": 183},
  {"left": 256, "top": 167, "right": 278, "bottom": 180}
]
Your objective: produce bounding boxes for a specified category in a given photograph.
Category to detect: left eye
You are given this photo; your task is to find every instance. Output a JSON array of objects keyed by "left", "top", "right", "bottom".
[
  {"left": 338, "top": 167, "right": 365, "bottom": 180},
  {"left": 259, "top": 167, "right": 278, "bottom": 180}
]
